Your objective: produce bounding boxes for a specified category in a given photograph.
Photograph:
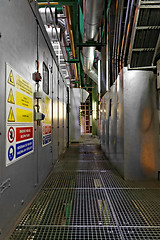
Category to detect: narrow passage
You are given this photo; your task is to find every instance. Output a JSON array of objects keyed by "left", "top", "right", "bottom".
[{"left": 9, "top": 136, "right": 160, "bottom": 239}]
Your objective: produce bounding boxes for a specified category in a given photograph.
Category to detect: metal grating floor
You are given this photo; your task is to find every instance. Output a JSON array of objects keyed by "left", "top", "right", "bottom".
[{"left": 9, "top": 136, "right": 160, "bottom": 239}]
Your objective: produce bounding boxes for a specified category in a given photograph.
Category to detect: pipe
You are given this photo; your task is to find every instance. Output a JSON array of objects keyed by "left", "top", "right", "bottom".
[
  {"left": 83, "top": 0, "right": 104, "bottom": 84},
  {"left": 45, "top": 0, "right": 73, "bottom": 85},
  {"left": 65, "top": 5, "right": 79, "bottom": 86},
  {"left": 38, "top": 2, "right": 59, "bottom": 6}
]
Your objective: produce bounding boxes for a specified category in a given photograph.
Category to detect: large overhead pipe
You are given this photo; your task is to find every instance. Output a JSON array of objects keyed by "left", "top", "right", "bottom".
[{"left": 83, "top": 0, "right": 104, "bottom": 84}]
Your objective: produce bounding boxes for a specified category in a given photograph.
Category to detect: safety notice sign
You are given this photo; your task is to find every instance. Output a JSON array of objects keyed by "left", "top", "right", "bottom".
[
  {"left": 6, "top": 63, "right": 34, "bottom": 166},
  {"left": 42, "top": 96, "right": 52, "bottom": 147}
]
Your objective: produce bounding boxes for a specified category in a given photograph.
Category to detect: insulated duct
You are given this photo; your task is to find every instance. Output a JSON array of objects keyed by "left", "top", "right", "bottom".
[
  {"left": 45, "top": 26, "right": 61, "bottom": 42},
  {"left": 39, "top": 7, "right": 57, "bottom": 25},
  {"left": 83, "top": 0, "right": 104, "bottom": 84}
]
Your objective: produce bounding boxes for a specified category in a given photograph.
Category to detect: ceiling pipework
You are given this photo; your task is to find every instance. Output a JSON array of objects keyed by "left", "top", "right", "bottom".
[
  {"left": 39, "top": 6, "right": 74, "bottom": 82},
  {"left": 83, "top": 0, "right": 104, "bottom": 84}
]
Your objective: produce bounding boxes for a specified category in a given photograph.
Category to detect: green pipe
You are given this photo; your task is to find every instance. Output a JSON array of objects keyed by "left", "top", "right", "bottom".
[{"left": 56, "top": 6, "right": 63, "bottom": 13}]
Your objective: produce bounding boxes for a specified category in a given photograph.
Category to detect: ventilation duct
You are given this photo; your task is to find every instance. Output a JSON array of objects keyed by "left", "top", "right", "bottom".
[
  {"left": 39, "top": 7, "right": 57, "bottom": 26},
  {"left": 83, "top": 0, "right": 104, "bottom": 84},
  {"left": 45, "top": 26, "right": 61, "bottom": 42}
]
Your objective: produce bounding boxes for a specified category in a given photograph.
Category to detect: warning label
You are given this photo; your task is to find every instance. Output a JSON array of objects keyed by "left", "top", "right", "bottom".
[
  {"left": 42, "top": 96, "right": 52, "bottom": 147},
  {"left": 16, "top": 108, "right": 33, "bottom": 123},
  {"left": 8, "top": 70, "right": 15, "bottom": 86},
  {"left": 16, "top": 139, "right": 33, "bottom": 158},
  {"left": 8, "top": 89, "right": 15, "bottom": 104},
  {"left": 43, "top": 125, "right": 51, "bottom": 135},
  {"left": 6, "top": 63, "right": 34, "bottom": 166},
  {"left": 43, "top": 134, "right": 51, "bottom": 146},
  {"left": 8, "top": 127, "right": 15, "bottom": 143},
  {"left": 16, "top": 75, "right": 33, "bottom": 96},
  {"left": 16, "top": 127, "right": 33, "bottom": 142},
  {"left": 8, "top": 145, "right": 14, "bottom": 161},
  {"left": 8, "top": 107, "right": 15, "bottom": 122},
  {"left": 16, "top": 91, "right": 32, "bottom": 109}
]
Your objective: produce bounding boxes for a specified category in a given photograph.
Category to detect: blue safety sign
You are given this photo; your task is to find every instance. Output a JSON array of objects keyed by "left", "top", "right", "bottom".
[
  {"left": 43, "top": 134, "right": 51, "bottom": 146},
  {"left": 8, "top": 145, "right": 14, "bottom": 161},
  {"left": 16, "top": 139, "right": 33, "bottom": 158}
]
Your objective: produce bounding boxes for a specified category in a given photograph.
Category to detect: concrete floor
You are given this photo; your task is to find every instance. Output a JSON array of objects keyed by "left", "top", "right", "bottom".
[{"left": 8, "top": 135, "right": 160, "bottom": 239}]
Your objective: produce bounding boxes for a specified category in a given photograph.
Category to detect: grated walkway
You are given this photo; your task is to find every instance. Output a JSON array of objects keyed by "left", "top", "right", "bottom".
[{"left": 9, "top": 136, "right": 160, "bottom": 239}]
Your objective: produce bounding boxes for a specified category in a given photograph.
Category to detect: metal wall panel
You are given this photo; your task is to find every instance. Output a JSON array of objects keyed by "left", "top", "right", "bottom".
[
  {"left": 36, "top": 28, "right": 53, "bottom": 185},
  {"left": 105, "top": 93, "right": 110, "bottom": 157},
  {"left": 100, "top": 68, "right": 159, "bottom": 181},
  {"left": 108, "top": 84, "right": 117, "bottom": 165},
  {"left": 52, "top": 60, "right": 58, "bottom": 162},
  {"left": 70, "top": 89, "right": 81, "bottom": 141},
  {"left": 101, "top": 96, "right": 106, "bottom": 150},
  {"left": 116, "top": 72, "right": 124, "bottom": 177},
  {"left": 63, "top": 86, "right": 68, "bottom": 148},
  {"left": 0, "top": 0, "right": 69, "bottom": 238},
  {"left": 123, "top": 68, "right": 159, "bottom": 180},
  {"left": 0, "top": 0, "right": 38, "bottom": 237},
  {"left": 59, "top": 76, "right": 64, "bottom": 155}
]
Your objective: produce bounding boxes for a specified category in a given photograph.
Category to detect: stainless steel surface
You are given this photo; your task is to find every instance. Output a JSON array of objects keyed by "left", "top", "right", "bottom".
[
  {"left": 116, "top": 73, "right": 124, "bottom": 177},
  {"left": 83, "top": 0, "right": 104, "bottom": 83},
  {"left": 46, "top": 26, "right": 61, "bottom": 42},
  {"left": 109, "top": 84, "right": 117, "bottom": 166},
  {"left": 0, "top": 0, "right": 69, "bottom": 238},
  {"left": 85, "top": 0, "right": 104, "bottom": 40},
  {"left": 70, "top": 89, "right": 81, "bottom": 141},
  {"left": 123, "top": 69, "right": 159, "bottom": 180},
  {"left": 39, "top": 7, "right": 56, "bottom": 26},
  {"left": 8, "top": 136, "right": 160, "bottom": 240},
  {"left": 99, "top": 68, "right": 159, "bottom": 180}
]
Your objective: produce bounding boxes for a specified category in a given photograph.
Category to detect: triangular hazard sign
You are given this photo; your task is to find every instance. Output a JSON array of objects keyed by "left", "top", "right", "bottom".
[
  {"left": 8, "top": 70, "right": 15, "bottom": 86},
  {"left": 7, "top": 89, "right": 15, "bottom": 104},
  {"left": 8, "top": 107, "right": 15, "bottom": 122}
]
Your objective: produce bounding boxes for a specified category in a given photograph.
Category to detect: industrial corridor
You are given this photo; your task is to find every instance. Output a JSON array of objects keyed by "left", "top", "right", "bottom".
[{"left": 8, "top": 135, "right": 160, "bottom": 240}]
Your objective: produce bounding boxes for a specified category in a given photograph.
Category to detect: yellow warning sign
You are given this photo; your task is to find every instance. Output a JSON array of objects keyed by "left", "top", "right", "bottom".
[
  {"left": 16, "top": 91, "right": 32, "bottom": 110},
  {"left": 8, "top": 70, "right": 15, "bottom": 86},
  {"left": 7, "top": 89, "right": 15, "bottom": 104},
  {"left": 16, "top": 108, "right": 33, "bottom": 123},
  {"left": 42, "top": 96, "right": 51, "bottom": 124},
  {"left": 16, "top": 75, "right": 33, "bottom": 96},
  {"left": 8, "top": 107, "right": 15, "bottom": 122}
]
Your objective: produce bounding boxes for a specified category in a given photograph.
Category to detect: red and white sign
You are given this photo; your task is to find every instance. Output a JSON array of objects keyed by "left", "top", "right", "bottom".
[
  {"left": 43, "top": 125, "right": 51, "bottom": 136},
  {"left": 16, "top": 127, "right": 33, "bottom": 142},
  {"left": 8, "top": 127, "right": 15, "bottom": 143}
]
